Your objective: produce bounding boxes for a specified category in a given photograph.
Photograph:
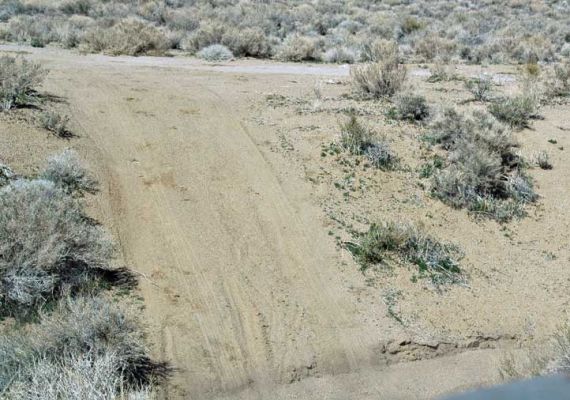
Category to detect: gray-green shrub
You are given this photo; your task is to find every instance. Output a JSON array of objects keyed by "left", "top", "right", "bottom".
[
  {"left": 196, "top": 44, "right": 233, "bottom": 61},
  {"left": 395, "top": 92, "right": 430, "bottom": 121},
  {"left": 0, "top": 55, "right": 46, "bottom": 110},
  {"left": 0, "top": 179, "right": 113, "bottom": 315},
  {"left": 351, "top": 57, "right": 407, "bottom": 98},
  {"left": 0, "top": 296, "right": 168, "bottom": 396},
  {"left": 39, "top": 110, "right": 71, "bottom": 137},
  {"left": 41, "top": 149, "right": 98, "bottom": 195},
  {"left": 428, "top": 109, "right": 536, "bottom": 221}
]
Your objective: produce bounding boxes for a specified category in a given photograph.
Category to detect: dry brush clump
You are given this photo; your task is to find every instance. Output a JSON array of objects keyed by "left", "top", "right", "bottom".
[
  {"left": 2, "top": 1, "right": 570, "bottom": 62},
  {"left": 0, "top": 178, "right": 114, "bottom": 316},
  {"left": 426, "top": 109, "right": 537, "bottom": 221},
  {"left": 339, "top": 115, "right": 397, "bottom": 170},
  {"left": 0, "top": 55, "right": 46, "bottom": 110},
  {"left": 0, "top": 297, "right": 168, "bottom": 398},
  {"left": 347, "top": 221, "right": 463, "bottom": 286},
  {"left": 41, "top": 149, "right": 98, "bottom": 195},
  {"left": 0, "top": 154, "right": 168, "bottom": 398},
  {"left": 351, "top": 57, "right": 407, "bottom": 99}
]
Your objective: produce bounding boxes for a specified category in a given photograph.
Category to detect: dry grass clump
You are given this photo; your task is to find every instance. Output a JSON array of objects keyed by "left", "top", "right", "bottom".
[
  {"left": 488, "top": 93, "right": 539, "bottom": 129},
  {"left": 351, "top": 57, "right": 407, "bottom": 98},
  {"left": 347, "top": 221, "right": 463, "bottom": 286},
  {"left": 0, "top": 55, "right": 46, "bottom": 110},
  {"left": 83, "top": 19, "right": 169, "bottom": 56},
  {"left": 0, "top": 297, "right": 168, "bottom": 398},
  {"left": 38, "top": 110, "right": 71, "bottom": 137},
  {"left": 427, "top": 109, "right": 536, "bottom": 221},
  {"left": 339, "top": 115, "right": 397, "bottom": 170}
]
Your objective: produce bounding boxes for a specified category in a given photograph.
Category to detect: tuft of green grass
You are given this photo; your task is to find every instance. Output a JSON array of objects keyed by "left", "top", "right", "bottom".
[{"left": 347, "top": 221, "right": 463, "bottom": 286}]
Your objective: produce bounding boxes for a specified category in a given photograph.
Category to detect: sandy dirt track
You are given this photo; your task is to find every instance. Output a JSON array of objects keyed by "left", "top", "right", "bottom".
[{"left": 1, "top": 46, "right": 514, "bottom": 399}]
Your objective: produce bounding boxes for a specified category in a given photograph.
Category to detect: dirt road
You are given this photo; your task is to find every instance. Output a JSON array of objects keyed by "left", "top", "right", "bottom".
[{"left": 2, "top": 46, "right": 508, "bottom": 399}]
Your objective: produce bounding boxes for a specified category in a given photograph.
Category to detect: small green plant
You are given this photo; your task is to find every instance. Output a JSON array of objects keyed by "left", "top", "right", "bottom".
[
  {"left": 39, "top": 110, "right": 71, "bottom": 137},
  {"left": 339, "top": 116, "right": 397, "bottom": 170},
  {"left": 339, "top": 115, "right": 372, "bottom": 155},
  {"left": 419, "top": 155, "right": 445, "bottom": 178},
  {"left": 347, "top": 221, "right": 463, "bottom": 286},
  {"left": 465, "top": 75, "right": 492, "bottom": 101}
]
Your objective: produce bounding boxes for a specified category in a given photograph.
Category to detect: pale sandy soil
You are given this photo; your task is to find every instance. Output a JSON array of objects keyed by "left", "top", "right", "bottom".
[{"left": 1, "top": 45, "right": 569, "bottom": 399}]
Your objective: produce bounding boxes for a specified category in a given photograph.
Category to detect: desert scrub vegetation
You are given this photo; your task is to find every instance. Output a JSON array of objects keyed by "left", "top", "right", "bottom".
[
  {"left": 41, "top": 149, "right": 98, "bottom": 195},
  {"left": 465, "top": 75, "right": 493, "bottom": 102},
  {"left": 197, "top": 44, "right": 233, "bottom": 61},
  {"left": 0, "top": 55, "right": 46, "bottom": 110},
  {"left": 0, "top": 178, "right": 115, "bottom": 316},
  {"left": 83, "top": 18, "right": 169, "bottom": 56},
  {"left": 426, "top": 109, "right": 537, "bottom": 222},
  {"left": 351, "top": 56, "right": 407, "bottom": 99},
  {"left": 488, "top": 93, "right": 540, "bottom": 129},
  {"left": 339, "top": 115, "right": 397, "bottom": 170},
  {"left": 0, "top": 155, "right": 167, "bottom": 397},
  {"left": 0, "top": 297, "right": 168, "bottom": 398},
  {"left": 38, "top": 109, "right": 71, "bottom": 137},
  {"left": 2, "top": 1, "right": 570, "bottom": 63},
  {"left": 394, "top": 92, "right": 430, "bottom": 122},
  {"left": 347, "top": 221, "right": 463, "bottom": 286}
]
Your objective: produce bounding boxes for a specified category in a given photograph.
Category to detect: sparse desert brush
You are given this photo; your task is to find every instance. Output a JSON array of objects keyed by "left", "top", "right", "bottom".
[
  {"left": 347, "top": 221, "right": 463, "bottom": 285},
  {"left": 544, "top": 61, "right": 570, "bottom": 98},
  {"left": 488, "top": 93, "right": 539, "bottom": 128},
  {"left": 534, "top": 150, "right": 553, "bottom": 170},
  {"left": 465, "top": 75, "right": 493, "bottom": 102},
  {"left": 322, "top": 46, "right": 358, "bottom": 64},
  {"left": 339, "top": 115, "right": 396, "bottom": 169},
  {"left": 0, "top": 296, "right": 168, "bottom": 397},
  {"left": 0, "top": 55, "right": 46, "bottom": 110},
  {"left": 351, "top": 57, "right": 407, "bottom": 98},
  {"left": 197, "top": 44, "right": 233, "bottom": 61},
  {"left": 83, "top": 19, "right": 169, "bottom": 56},
  {"left": 394, "top": 92, "right": 430, "bottom": 121},
  {"left": 414, "top": 33, "right": 456, "bottom": 62},
  {"left": 41, "top": 149, "right": 98, "bottom": 195},
  {"left": 39, "top": 110, "right": 71, "bottom": 137},
  {"left": 221, "top": 27, "right": 271, "bottom": 58},
  {"left": 428, "top": 109, "right": 536, "bottom": 221},
  {"left": 180, "top": 23, "right": 226, "bottom": 53},
  {"left": 339, "top": 115, "right": 372, "bottom": 155},
  {"left": 360, "top": 39, "right": 399, "bottom": 63},
  {"left": 0, "top": 178, "right": 114, "bottom": 315},
  {"left": 276, "top": 35, "right": 319, "bottom": 62}
]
